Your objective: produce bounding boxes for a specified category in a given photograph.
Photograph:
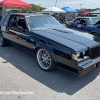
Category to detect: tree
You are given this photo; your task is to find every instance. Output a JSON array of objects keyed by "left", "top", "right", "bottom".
[
  {"left": 31, "top": 4, "right": 46, "bottom": 11},
  {"left": 96, "top": 8, "right": 99, "bottom": 10},
  {"left": 6, "top": 4, "right": 46, "bottom": 12}
]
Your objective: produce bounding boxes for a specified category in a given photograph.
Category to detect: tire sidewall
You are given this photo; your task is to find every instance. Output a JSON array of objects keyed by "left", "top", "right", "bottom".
[
  {"left": 36, "top": 48, "right": 54, "bottom": 71},
  {"left": 92, "top": 32, "right": 98, "bottom": 36},
  {"left": 0, "top": 36, "right": 3, "bottom": 46}
]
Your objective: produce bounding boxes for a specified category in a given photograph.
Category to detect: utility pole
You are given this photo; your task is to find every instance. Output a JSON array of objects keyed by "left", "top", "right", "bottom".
[
  {"left": 55, "top": 0, "right": 57, "bottom": 7},
  {"left": 80, "top": 4, "right": 82, "bottom": 11}
]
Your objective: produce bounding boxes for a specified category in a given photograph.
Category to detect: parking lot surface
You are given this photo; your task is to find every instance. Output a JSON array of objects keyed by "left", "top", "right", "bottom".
[{"left": 0, "top": 45, "right": 100, "bottom": 100}]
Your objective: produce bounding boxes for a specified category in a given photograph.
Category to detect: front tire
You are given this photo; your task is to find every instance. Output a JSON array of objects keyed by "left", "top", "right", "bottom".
[
  {"left": 91, "top": 32, "right": 98, "bottom": 36},
  {"left": 36, "top": 48, "right": 56, "bottom": 71}
]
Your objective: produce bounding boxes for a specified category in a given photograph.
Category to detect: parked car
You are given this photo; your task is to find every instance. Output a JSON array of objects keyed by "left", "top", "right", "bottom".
[
  {"left": 66, "top": 17, "right": 100, "bottom": 36},
  {"left": 0, "top": 13, "right": 100, "bottom": 77},
  {"left": 0, "top": 8, "right": 22, "bottom": 21},
  {"left": 27, "top": 11, "right": 37, "bottom": 14},
  {"left": 6, "top": 9, "right": 22, "bottom": 14}
]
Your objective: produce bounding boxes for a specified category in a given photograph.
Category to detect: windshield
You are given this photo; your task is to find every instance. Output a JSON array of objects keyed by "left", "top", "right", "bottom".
[
  {"left": 87, "top": 18, "right": 100, "bottom": 25},
  {"left": 26, "top": 16, "right": 63, "bottom": 30}
]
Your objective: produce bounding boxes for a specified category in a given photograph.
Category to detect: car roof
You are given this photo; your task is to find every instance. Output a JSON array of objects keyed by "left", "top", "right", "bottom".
[
  {"left": 77, "top": 17, "right": 100, "bottom": 19},
  {"left": 10, "top": 13, "right": 50, "bottom": 17}
]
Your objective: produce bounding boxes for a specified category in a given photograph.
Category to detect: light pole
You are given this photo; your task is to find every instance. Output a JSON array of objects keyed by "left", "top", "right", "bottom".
[
  {"left": 80, "top": 4, "right": 82, "bottom": 11},
  {"left": 55, "top": 0, "right": 57, "bottom": 7}
]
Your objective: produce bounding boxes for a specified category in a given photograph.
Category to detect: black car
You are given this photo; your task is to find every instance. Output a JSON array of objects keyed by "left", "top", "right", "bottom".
[{"left": 0, "top": 13, "right": 100, "bottom": 77}]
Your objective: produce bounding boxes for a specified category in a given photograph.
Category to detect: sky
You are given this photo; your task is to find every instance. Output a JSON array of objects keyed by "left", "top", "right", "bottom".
[
  {"left": 23, "top": 0, "right": 100, "bottom": 9},
  {"left": 0, "top": 0, "right": 100, "bottom": 9}
]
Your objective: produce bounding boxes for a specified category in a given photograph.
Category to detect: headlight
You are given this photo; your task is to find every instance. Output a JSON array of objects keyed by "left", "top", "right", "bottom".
[{"left": 72, "top": 50, "right": 89, "bottom": 62}]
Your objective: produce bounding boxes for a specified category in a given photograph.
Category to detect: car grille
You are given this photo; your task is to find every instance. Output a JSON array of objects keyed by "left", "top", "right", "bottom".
[{"left": 90, "top": 46, "right": 100, "bottom": 59}]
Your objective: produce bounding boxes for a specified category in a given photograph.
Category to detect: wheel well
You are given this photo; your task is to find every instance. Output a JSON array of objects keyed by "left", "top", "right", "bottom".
[
  {"left": 90, "top": 32, "right": 98, "bottom": 36},
  {"left": 34, "top": 47, "right": 41, "bottom": 56}
]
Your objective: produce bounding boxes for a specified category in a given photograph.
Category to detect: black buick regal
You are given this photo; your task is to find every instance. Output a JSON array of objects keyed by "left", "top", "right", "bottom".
[{"left": 0, "top": 13, "right": 100, "bottom": 77}]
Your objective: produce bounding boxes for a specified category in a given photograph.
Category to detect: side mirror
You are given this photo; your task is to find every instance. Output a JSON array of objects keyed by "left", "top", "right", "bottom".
[{"left": 18, "top": 26, "right": 23, "bottom": 30}]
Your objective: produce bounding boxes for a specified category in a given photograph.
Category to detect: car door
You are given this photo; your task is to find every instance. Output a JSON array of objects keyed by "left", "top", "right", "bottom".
[
  {"left": 78, "top": 18, "right": 88, "bottom": 32},
  {"left": 71, "top": 18, "right": 82, "bottom": 31},
  {"left": 6, "top": 15, "right": 23, "bottom": 45},
  {"left": 13, "top": 15, "right": 32, "bottom": 51},
  {"left": 2, "top": 15, "right": 18, "bottom": 42},
  {"left": 73, "top": 18, "right": 88, "bottom": 32},
  {"left": 83, "top": 18, "right": 93, "bottom": 33}
]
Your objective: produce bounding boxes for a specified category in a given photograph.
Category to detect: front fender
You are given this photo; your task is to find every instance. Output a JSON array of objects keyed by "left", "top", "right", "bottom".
[{"left": 34, "top": 42, "right": 58, "bottom": 64}]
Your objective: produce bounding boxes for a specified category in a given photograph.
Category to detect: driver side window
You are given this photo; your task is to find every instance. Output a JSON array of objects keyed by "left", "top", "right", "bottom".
[
  {"left": 8, "top": 15, "right": 27, "bottom": 30},
  {"left": 16, "top": 15, "right": 27, "bottom": 30},
  {"left": 80, "top": 19, "right": 86, "bottom": 25},
  {"left": 8, "top": 15, "right": 17, "bottom": 28},
  {"left": 74, "top": 18, "right": 86, "bottom": 25},
  {"left": 74, "top": 19, "right": 80, "bottom": 24}
]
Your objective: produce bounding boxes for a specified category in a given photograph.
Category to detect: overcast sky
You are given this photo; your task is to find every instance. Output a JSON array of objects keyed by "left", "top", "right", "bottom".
[
  {"left": 1, "top": 0, "right": 100, "bottom": 9},
  {"left": 22, "top": 0, "right": 100, "bottom": 9}
]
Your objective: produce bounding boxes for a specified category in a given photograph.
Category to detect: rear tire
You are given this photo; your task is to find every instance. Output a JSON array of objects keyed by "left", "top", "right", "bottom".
[
  {"left": 0, "top": 35, "right": 8, "bottom": 47},
  {"left": 36, "top": 48, "right": 56, "bottom": 71},
  {"left": 66, "top": 25, "right": 71, "bottom": 28},
  {"left": 68, "top": 25, "right": 71, "bottom": 28}
]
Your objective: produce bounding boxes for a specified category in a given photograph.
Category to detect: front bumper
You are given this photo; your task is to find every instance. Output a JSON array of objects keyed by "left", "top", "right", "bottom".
[
  {"left": 79, "top": 57, "right": 100, "bottom": 69},
  {"left": 78, "top": 57, "right": 100, "bottom": 77}
]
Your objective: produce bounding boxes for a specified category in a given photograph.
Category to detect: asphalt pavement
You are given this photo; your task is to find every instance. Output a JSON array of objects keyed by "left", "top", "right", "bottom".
[
  {"left": 0, "top": 42, "right": 100, "bottom": 100},
  {"left": 0, "top": 20, "right": 100, "bottom": 100}
]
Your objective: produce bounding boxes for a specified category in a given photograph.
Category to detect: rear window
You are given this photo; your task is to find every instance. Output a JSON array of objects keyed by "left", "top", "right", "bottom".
[
  {"left": 0, "top": 15, "right": 9, "bottom": 26},
  {"left": 4, "top": 15, "right": 10, "bottom": 26}
]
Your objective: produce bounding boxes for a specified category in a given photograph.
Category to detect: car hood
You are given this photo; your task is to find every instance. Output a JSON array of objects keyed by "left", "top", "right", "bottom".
[{"left": 34, "top": 27, "right": 99, "bottom": 52}]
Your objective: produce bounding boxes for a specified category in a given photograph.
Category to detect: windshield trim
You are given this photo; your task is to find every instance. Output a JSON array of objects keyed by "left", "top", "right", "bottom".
[{"left": 25, "top": 16, "right": 63, "bottom": 31}]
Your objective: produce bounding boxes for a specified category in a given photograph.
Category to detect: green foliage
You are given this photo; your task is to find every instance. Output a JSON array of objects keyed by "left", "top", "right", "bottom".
[
  {"left": 30, "top": 4, "right": 46, "bottom": 11},
  {"left": 96, "top": 8, "right": 99, "bottom": 10},
  {"left": 6, "top": 4, "right": 46, "bottom": 12}
]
